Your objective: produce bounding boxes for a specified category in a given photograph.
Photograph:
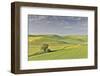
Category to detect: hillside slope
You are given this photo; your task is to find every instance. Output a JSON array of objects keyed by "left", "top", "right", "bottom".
[{"left": 28, "top": 35, "right": 88, "bottom": 61}]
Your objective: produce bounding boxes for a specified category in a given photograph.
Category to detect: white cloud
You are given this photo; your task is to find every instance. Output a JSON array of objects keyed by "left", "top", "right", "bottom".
[{"left": 63, "top": 26, "right": 72, "bottom": 29}]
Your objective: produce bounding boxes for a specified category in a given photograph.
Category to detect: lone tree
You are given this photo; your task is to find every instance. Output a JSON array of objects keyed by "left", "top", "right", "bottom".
[{"left": 41, "top": 44, "right": 49, "bottom": 53}]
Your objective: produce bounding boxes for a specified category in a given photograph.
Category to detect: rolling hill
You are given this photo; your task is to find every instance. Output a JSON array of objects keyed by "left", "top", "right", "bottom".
[{"left": 28, "top": 35, "right": 88, "bottom": 61}]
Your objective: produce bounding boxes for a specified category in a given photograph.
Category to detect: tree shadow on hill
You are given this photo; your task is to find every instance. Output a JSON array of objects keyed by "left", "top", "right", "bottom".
[{"left": 28, "top": 46, "right": 66, "bottom": 57}]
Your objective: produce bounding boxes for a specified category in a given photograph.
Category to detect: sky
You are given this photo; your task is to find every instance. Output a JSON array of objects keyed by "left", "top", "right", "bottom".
[{"left": 28, "top": 15, "right": 88, "bottom": 35}]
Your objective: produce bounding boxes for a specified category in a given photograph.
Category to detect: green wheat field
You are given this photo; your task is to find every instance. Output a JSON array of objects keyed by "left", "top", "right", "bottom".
[{"left": 28, "top": 35, "right": 88, "bottom": 61}]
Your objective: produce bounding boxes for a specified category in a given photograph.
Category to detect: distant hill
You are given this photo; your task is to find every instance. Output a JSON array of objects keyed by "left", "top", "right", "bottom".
[{"left": 28, "top": 35, "right": 87, "bottom": 45}]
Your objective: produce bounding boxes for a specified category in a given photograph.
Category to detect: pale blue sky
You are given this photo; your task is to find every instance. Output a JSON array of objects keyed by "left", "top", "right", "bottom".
[{"left": 28, "top": 15, "right": 88, "bottom": 35}]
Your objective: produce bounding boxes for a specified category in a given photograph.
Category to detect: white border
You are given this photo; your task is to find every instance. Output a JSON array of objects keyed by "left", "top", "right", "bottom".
[{"left": 20, "top": 7, "right": 95, "bottom": 70}]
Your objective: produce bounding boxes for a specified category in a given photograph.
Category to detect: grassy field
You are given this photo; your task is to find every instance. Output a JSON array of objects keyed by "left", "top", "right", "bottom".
[{"left": 28, "top": 35, "right": 88, "bottom": 61}]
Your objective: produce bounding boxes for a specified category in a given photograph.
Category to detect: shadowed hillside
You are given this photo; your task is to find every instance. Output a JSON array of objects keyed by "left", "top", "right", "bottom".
[{"left": 28, "top": 35, "right": 88, "bottom": 61}]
